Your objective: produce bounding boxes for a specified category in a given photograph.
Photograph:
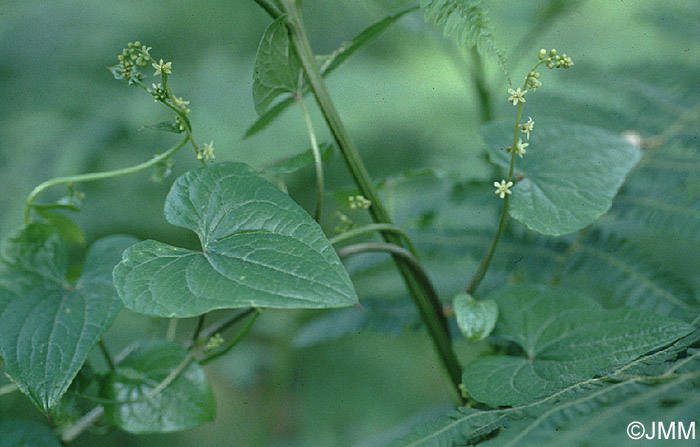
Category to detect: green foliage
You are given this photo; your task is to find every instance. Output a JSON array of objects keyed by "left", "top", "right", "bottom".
[
  {"left": 114, "top": 162, "right": 357, "bottom": 317},
  {"left": 102, "top": 340, "right": 215, "bottom": 433},
  {"left": 420, "top": 0, "right": 507, "bottom": 74},
  {"left": 483, "top": 118, "right": 641, "bottom": 235},
  {"left": 252, "top": 15, "right": 302, "bottom": 115},
  {"left": 452, "top": 293, "right": 497, "bottom": 341},
  {"left": 462, "top": 284, "right": 693, "bottom": 406},
  {"left": 0, "top": 420, "right": 61, "bottom": 447},
  {"left": 0, "top": 224, "right": 136, "bottom": 412}
]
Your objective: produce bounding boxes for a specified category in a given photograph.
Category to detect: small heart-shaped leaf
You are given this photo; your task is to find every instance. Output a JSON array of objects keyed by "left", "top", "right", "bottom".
[{"left": 453, "top": 293, "right": 498, "bottom": 341}]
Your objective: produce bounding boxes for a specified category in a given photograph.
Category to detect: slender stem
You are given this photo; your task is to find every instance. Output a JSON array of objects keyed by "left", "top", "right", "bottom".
[
  {"left": 294, "top": 92, "right": 324, "bottom": 221},
  {"left": 254, "top": 0, "right": 282, "bottom": 18},
  {"left": 60, "top": 405, "right": 104, "bottom": 442},
  {"left": 24, "top": 136, "right": 189, "bottom": 223},
  {"left": 200, "top": 309, "right": 261, "bottom": 365},
  {"left": 329, "top": 223, "right": 417, "bottom": 255},
  {"left": 192, "top": 315, "right": 206, "bottom": 344},
  {"left": 166, "top": 318, "right": 178, "bottom": 341},
  {"left": 98, "top": 340, "right": 115, "bottom": 371},
  {"left": 466, "top": 66, "right": 542, "bottom": 294},
  {"left": 336, "top": 243, "right": 434, "bottom": 298},
  {"left": 185, "top": 308, "right": 256, "bottom": 349},
  {"left": 282, "top": 1, "right": 463, "bottom": 402}
]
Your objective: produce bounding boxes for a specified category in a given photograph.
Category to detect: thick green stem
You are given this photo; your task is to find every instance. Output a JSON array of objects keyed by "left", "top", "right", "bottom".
[
  {"left": 282, "top": 0, "right": 463, "bottom": 402},
  {"left": 294, "top": 92, "right": 324, "bottom": 222},
  {"left": 24, "top": 136, "right": 188, "bottom": 223}
]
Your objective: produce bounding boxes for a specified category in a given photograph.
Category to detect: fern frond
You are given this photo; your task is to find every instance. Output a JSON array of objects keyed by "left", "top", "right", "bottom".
[{"left": 420, "top": 0, "right": 508, "bottom": 75}]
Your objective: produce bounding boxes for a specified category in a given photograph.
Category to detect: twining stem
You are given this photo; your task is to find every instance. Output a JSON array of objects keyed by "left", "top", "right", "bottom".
[
  {"left": 329, "top": 223, "right": 417, "bottom": 255},
  {"left": 294, "top": 92, "right": 324, "bottom": 221},
  {"left": 184, "top": 308, "right": 257, "bottom": 349},
  {"left": 24, "top": 136, "right": 189, "bottom": 223},
  {"left": 98, "top": 340, "right": 115, "bottom": 371},
  {"left": 200, "top": 309, "right": 261, "bottom": 365},
  {"left": 467, "top": 64, "right": 543, "bottom": 294},
  {"left": 281, "top": 0, "right": 463, "bottom": 402},
  {"left": 336, "top": 243, "right": 434, "bottom": 297}
]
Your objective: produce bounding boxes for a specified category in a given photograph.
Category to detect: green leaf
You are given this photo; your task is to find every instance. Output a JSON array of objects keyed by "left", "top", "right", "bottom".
[
  {"left": 462, "top": 284, "right": 694, "bottom": 406},
  {"left": 113, "top": 162, "right": 357, "bottom": 318},
  {"left": 265, "top": 142, "right": 334, "bottom": 175},
  {"left": 420, "top": 0, "right": 508, "bottom": 75},
  {"left": 483, "top": 118, "right": 641, "bottom": 235},
  {"left": 34, "top": 208, "right": 85, "bottom": 245},
  {"left": 252, "top": 15, "right": 302, "bottom": 115},
  {"left": 142, "top": 121, "right": 184, "bottom": 134},
  {"left": 245, "top": 6, "right": 417, "bottom": 137},
  {"left": 0, "top": 224, "right": 137, "bottom": 412},
  {"left": 388, "top": 332, "right": 700, "bottom": 447},
  {"left": 453, "top": 293, "right": 497, "bottom": 341},
  {"left": 0, "top": 420, "right": 61, "bottom": 447},
  {"left": 102, "top": 340, "right": 215, "bottom": 434}
]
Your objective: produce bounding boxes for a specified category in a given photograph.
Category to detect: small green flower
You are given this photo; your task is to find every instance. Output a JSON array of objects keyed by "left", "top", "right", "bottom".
[
  {"left": 520, "top": 117, "right": 534, "bottom": 140},
  {"left": 514, "top": 139, "right": 529, "bottom": 158},
  {"left": 152, "top": 59, "right": 172, "bottom": 76},
  {"left": 507, "top": 88, "right": 527, "bottom": 106},
  {"left": 494, "top": 180, "right": 513, "bottom": 199},
  {"left": 197, "top": 141, "right": 215, "bottom": 161},
  {"left": 204, "top": 333, "right": 224, "bottom": 352}
]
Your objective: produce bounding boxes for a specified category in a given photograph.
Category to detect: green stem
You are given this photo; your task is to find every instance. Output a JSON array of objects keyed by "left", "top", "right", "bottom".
[
  {"left": 166, "top": 318, "right": 178, "bottom": 341},
  {"left": 60, "top": 406, "right": 104, "bottom": 442},
  {"left": 254, "top": 0, "right": 282, "bottom": 18},
  {"left": 0, "top": 383, "right": 18, "bottom": 396},
  {"left": 185, "top": 308, "right": 256, "bottom": 349},
  {"left": 200, "top": 309, "right": 261, "bottom": 365},
  {"left": 24, "top": 136, "right": 188, "bottom": 223},
  {"left": 466, "top": 66, "right": 542, "bottom": 294},
  {"left": 336, "top": 243, "right": 434, "bottom": 301},
  {"left": 294, "top": 92, "right": 324, "bottom": 222},
  {"left": 282, "top": 0, "right": 463, "bottom": 402},
  {"left": 192, "top": 315, "right": 206, "bottom": 344},
  {"left": 329, "top": 223, "right": 417, "bottom": 255},
  {"left": 98, "top": 340, "right": 115, "bottom": 371}
]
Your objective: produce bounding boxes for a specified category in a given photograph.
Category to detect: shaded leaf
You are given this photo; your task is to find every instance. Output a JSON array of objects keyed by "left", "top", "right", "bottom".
[
  {"left": 265, "top": 142, "right": 335, "bottom": 175},
  {"left": 462, "top": 284, "right": 694, "bottom": 406},
  {"left": 34, "top": 208, "right": 85, "bottom": 245},
  {"left": 0, "top": 420, "right": 61, "bottom": 447},
  {"left": 252, "top": 15, "right": 302, "bottom": 115},
  {"left": 102, "top": 340, "right": 215, "bottom": 434},
  {"left": 114, "top": 162, "right": 357, "bottom": 318},
  {"left": 483, "top": 118, "right": 641, "bottom": 235},
  {"left": 0, "top": 224, "right": 136, "bottom": 412}
]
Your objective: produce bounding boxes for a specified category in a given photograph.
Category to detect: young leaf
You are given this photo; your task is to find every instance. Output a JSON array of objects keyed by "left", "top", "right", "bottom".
[
  {"left": 245, "top": 6, "right": 417, "bottom": 137},
  {"left": 420, "top": 0, "right": 508, "bottom": 75},
  {"left": 265, "top": 142, "right": 335, "bottom": 175},
  {"left": 452, "top": 293, "right": 497, "bottom": 341},
  {"left": 0, "top": 420, "right": 61, "bottom": 447},
  {"left": 253, "top": 15, "right": 302, "bottom": 115},
  {"left": 0, "top": 224, "right": 137, "bottom": 412},
  {"left": 483, "top": 118, "right": 641, "bottom": 236},
  {"left": 102, "top": 340, "right": 215, "bottom": 434},
  {"left": 113, "top": 162, "right": 357, "bottom": 318},
  {"left": 462, "top": 284, "right": 694, "bottom": 406},
  {"left": 34, "top": 208, "right": 86, "bottom": 245}
]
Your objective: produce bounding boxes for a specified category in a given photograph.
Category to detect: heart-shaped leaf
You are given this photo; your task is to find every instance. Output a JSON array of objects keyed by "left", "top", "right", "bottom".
[
  {"left": 102, "top": 340, "right": 215, "bottom": 434},
  {"left": 252, "top": 15, "right": 302, "bottom": 115},
  {"left": 0, "top": 420, "right": 61, "bottom": 447},
  {"left": 0, "top": 224, "right": 137, "bottom": 412},
  {"left": 462, "top": 284, "right": 694, "bottom": 406},
  {"left": 453, "top": 293, "right": 498, "bottom": 341},
  {"left": 113, "top": 162, "right": 357, "bottom": 317},
  {"left": 482, "top": 118, "right": 641, "bottom": 235}
]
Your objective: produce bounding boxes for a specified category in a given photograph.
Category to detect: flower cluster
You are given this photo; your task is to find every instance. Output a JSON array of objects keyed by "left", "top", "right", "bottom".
[
  {"left": 333, "top": 211, "right": 354, "bottom": 234},
  {"left": 113, "top": 41, "right": 152, "bottom": 85},
  {"left": 540, "top": 48, "right": 573, "bottom": 69},
  {"left": 197, "top": 141, "right": 216, "bottom": 161},
  {"left": 204, "top": 333, "right": 224, "bottom": 352},
  {"left": 348, "top": 195, "right": 371, "bottom": 210}
]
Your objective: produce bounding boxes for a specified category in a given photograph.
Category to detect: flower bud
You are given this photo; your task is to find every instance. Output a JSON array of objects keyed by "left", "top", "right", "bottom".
[{"left": 539, "top": 49, "right": 546, "bottom": 60}]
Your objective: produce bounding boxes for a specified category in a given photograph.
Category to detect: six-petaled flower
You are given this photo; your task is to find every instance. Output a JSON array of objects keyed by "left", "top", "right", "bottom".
[
  {"left": 152, "top": 59, "right": 172, "bottom": 76},
  {"left": 494, "top": 180, "right": 513, "bottom": 199},
  {"left": 507, "top": 88, "right": 527, "bottom": 106}
]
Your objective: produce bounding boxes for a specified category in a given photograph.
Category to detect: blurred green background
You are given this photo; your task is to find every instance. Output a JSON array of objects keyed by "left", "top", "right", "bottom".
[{"left": 1, "top": 0, "right": 698, "bottom": 445}]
